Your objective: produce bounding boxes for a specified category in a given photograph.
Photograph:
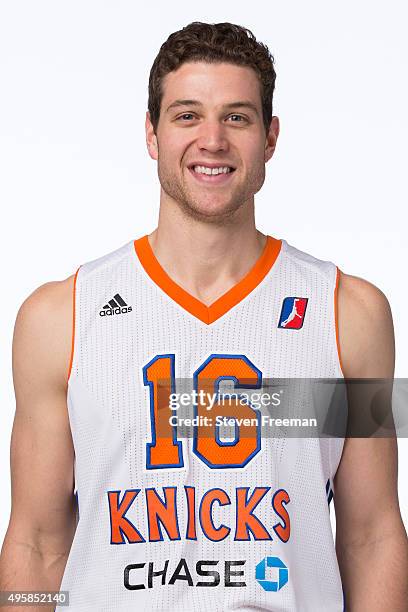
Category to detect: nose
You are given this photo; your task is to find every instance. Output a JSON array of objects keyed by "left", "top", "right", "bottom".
[{"left": 196, "top": 121, "right": 229, "bottom": 153}]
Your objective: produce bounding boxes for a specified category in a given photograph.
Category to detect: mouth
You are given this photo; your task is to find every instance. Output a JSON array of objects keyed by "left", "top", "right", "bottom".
[{"left": 187, "top": 164, "right": 236, "bottom": 185}]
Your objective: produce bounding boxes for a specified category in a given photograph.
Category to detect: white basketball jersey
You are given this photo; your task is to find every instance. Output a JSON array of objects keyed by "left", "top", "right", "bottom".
[{"left": 58, "top": 234, "right": 346, "bottom": 612}]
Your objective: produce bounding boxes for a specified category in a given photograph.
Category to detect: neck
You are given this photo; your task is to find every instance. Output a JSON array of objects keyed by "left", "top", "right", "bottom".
[{"left": 147, "top": 195, "right": 267, "bottom": 306}]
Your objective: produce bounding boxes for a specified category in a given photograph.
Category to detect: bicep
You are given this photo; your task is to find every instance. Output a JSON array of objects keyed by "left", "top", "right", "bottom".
[
  {"left": 334, "top": 437, "right": 401, "bottom": 547},
  {"left": 334, "top": 272, "right": 403, "bottom": 546},
  {"left": 7, "top": 279, "right": 77, "bottom": 553}
]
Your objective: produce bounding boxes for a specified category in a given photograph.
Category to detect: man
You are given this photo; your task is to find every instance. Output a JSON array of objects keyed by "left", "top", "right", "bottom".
[{"left": 0, "top": 21, "right": 407, "bottom": 612}]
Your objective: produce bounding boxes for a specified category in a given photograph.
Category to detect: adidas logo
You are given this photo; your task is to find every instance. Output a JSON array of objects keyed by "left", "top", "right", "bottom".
[{"left": 99, "top": 293, "right": 132, "bottom": 317}]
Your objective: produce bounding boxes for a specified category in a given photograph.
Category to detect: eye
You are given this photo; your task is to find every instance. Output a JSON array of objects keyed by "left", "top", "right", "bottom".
[
  {"left": 227, "top": 114, "right": 247, "bottom": 122},
  {"left": 176, "top": 113, "right": 196, "bottom": 121}
]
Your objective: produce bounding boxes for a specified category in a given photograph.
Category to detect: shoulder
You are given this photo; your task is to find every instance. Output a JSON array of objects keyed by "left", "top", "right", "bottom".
[
  {"left": 337, "top": 270, "right": 394, "bottom": 377},
  {"left": 16, "top": 274, "right": 76, "bottom": 323},
  {"left": 13, "top": 274, "right": 77, "bottom": 390},
  {"left": 338, "top": 269, "right": 391, "bottom": 310},
  {"left": 337, "top": 270, "right": 393, "bottom": 331}
]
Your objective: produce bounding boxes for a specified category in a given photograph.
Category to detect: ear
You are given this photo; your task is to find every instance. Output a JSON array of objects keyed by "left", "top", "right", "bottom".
[
  {"left": 264, "top": 116, "right": 280, "bottom": 163},
  {"left": 145, "top": 111, "right": 158, "bottom": 161}
]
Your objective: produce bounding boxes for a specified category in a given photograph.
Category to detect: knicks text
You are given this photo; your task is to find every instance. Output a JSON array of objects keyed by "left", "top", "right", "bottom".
[{"left": 107, "top": 485, "right": 290, "bottom": 544}]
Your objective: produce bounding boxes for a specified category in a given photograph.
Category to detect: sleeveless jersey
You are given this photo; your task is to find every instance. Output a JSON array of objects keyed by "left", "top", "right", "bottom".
[{"left": 58, "top": 234, "right": 346, "bottom": 612}]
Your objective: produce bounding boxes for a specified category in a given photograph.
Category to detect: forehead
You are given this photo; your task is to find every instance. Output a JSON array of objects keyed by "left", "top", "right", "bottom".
[{"left": 161, "top": 61, "right": 262, "bottom": 109}]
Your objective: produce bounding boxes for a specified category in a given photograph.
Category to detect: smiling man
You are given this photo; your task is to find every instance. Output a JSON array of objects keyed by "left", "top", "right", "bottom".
[
  {"left": 0, "top": 21, "right": 407, "bottom": 612},
  {"left": 151, "top": 60, "right": 273, "bottom": 224}
]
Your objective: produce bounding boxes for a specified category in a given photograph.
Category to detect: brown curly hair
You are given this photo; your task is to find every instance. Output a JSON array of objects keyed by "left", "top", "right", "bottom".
[{"left": 148, "top": 22, "right": 276, "bottom": 134}]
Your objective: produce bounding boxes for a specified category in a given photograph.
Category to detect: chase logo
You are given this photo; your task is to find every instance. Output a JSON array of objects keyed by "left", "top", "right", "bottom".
[
  {"left": 255, "top": 556, "right": 288, "bottom": 592},
  {"left": 278, "top": 297, "right": 308, "bottom": 329}
]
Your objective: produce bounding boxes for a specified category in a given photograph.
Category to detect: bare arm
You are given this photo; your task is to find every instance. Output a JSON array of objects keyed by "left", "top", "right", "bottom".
[
  {"left": 334, "top": 271, "right": 408, "bottom": 611},
  {"left": 0, "top": 276, "right": 77, "bottom": 609}
]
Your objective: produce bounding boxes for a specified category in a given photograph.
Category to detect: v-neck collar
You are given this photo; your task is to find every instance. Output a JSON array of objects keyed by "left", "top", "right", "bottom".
[{"left": 133, "top": 234, "right": 282, "bottom": 325}]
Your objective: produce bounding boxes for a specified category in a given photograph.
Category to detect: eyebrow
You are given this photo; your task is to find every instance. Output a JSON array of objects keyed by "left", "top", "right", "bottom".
[{"left": 166, "top": 99, "right": 259, "bottom": 115}]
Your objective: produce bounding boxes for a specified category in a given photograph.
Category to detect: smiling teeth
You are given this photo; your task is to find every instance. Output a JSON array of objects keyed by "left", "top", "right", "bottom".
[{"left": 193, "top": 166, "right": 232, "bottom": 175}]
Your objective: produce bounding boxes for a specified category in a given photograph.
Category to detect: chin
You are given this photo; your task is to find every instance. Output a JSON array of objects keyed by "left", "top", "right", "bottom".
[{"left": 183, "top": 199, "right": 243, "bottom": 223}]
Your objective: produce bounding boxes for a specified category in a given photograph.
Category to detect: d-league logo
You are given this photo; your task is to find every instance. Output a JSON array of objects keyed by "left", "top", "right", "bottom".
[
  {"left": 99, "top": 293, "right": 132, "bottom": 317},
  {"left": 278, "top": 297, "right": 308, "bottom": 329}
]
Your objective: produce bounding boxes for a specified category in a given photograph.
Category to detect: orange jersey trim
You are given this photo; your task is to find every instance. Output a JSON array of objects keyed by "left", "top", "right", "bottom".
[
  {"left": 134, "top": 234, "right": 282, "bottom": 325},
  {"left": 334, "top": 266, "right": 345, "bottom": 377},
  {"left": 67, "top": 266, "right": 81, "bottom": 384}
]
